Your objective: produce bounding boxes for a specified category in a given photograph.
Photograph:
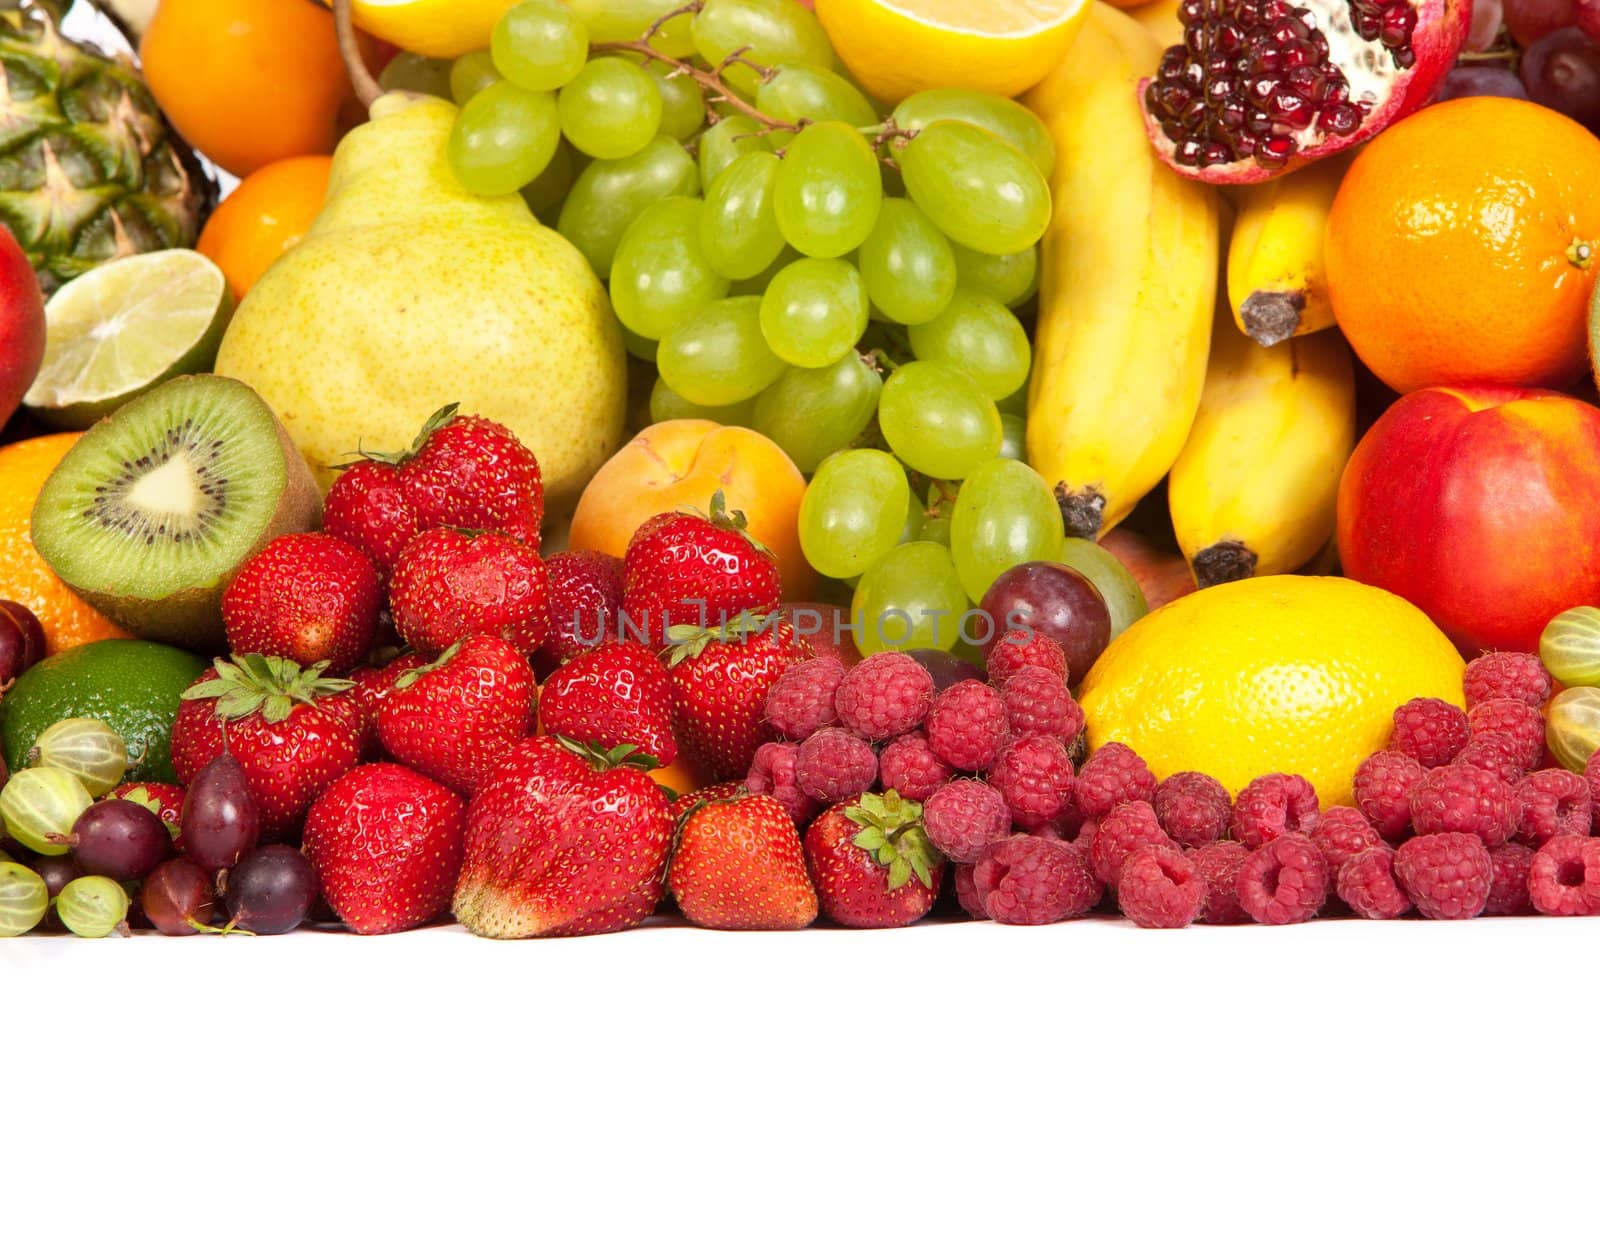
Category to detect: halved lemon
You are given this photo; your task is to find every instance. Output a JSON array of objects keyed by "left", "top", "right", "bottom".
[
  {"left": 349, "top": 0, "right": 519, "bottom": 59},
  {"left": 813, "top": 0, "right": 1091, "bottom": 103}
]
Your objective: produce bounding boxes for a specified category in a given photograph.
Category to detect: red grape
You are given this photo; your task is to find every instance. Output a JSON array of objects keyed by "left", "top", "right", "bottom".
[
  {"left": 1578, "top": 0, "right": 1600, "bottom": 41},
  {"left": 1505, "top": 0, "right": 1577, "bottom": 45},
  {"left": 0, "top": 600, "right": 43, "bottom": 682},
  {"left": 906, "top": 649, "right": 986, "bottom": 694},
  {"left": 224, "top": 845, "right": 317, "bottom": 935},
  {"left": 140, "top": 858, "right": 217, "bottom": 935},
  {"left": 1437, "top": 63, "right": 1530, "bottom": 99},
  {"left": 179, "top": 753, "right": 260, "bottom": 871},
  {"left": 70, "top": 800, "right": 170, "bottom": 880},
  {"left": 1520, "top": 27, "right": 1600, "bottom": 129},
  {"left": 978, "top": 562, "right": 1111, "bottom": 683},
  {"left": 1468, "top": 0, "right": 1507, "bottom": 48},
  {"left": 32, "top": 854, "right": 81, "bottom": 898}
]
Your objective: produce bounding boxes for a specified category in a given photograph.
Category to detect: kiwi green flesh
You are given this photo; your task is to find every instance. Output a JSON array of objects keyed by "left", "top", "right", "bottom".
[{"left": 29, "top": 375, "right": 321, "bottom": 650}]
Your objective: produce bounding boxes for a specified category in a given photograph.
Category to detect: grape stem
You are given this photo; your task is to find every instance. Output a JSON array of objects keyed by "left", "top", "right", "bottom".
[{"left": 332, "top": 0, "right": 384, "bottom": 110}]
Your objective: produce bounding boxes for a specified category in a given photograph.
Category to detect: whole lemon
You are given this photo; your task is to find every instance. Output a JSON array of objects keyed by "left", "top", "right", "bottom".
[{"left": 1077, "top": 576, "right": 1464, "bottom": 806}]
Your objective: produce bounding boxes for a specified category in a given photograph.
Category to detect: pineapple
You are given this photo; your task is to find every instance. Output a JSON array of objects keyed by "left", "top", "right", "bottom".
[{"left": 0, "top": 0, "right": 212, "bottom": 292}]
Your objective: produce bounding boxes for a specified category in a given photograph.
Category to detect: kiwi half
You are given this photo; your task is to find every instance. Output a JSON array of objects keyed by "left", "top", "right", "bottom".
[{"left": 29, "top": 375, "right": 321, "bottom": 650}]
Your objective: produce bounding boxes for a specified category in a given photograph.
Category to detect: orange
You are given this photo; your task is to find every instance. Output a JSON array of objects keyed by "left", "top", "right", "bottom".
[
  {"left": 197, "top": 156, "right": 334, "bottom": 300},
  {"left": 1326, "top": 97, "right": 1600, "bottom": 395},
  {"left": 0, "top": 434, "right": 129, "bottom": 656},
  {"left": 141, "top": 0, "right": 358, "bottom": 178}
]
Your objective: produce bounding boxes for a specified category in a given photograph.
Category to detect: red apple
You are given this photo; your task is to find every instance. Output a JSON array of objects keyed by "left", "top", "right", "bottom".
[
  {"left": 0, "top": 227, "right": 44, "bottom": 434},
  {"left": 1337, "top": 385, "right": 1600, "bottom": 655}
]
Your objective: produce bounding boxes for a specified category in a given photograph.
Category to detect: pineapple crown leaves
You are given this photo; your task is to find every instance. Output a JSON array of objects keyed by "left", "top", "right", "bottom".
[
  {"left": 676, "top": 490, "right": 773, "bottom": 559},
  {"left": 663, "top": 610, "right": 781, "bottom": 667},
  {"left": 845, "top": 790, "right": 942, "bottom": 892},
  {"left": 181, "top": 655, "right": 355, "bottom": 725},
  {"left": 553, "top": 736, "right": 662, "bottom": 773},
  {"left": 337, "top": 402, "right": 462, "bottom": 469},
  {"left": 391, "top": 640, "right": 463, "bottom": 693}
]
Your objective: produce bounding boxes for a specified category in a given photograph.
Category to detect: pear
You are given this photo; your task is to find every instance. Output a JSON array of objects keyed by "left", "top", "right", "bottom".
[{"left": 214, "top": 94, "right": 626, "bottom": 515}]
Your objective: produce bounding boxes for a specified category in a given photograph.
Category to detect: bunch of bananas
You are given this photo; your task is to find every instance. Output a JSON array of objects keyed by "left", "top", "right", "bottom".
[{"left": 1024, "top": 1, "right": 1357, "bottom": 590}]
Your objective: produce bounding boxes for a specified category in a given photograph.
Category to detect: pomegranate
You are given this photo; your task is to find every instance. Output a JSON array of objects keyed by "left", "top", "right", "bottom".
[{"left": 1140, "top": 0, "right": 1472, "bottom": 183}]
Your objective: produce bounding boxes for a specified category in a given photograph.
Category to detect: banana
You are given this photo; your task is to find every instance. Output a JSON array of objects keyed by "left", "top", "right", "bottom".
[
  {"left": 1126, "top": 0, "right": 1183, "bottom": 49},
  {"left": 1024, "top": 4, "right": 1220, "bottom": 541},
  {"left": 1167, "top": 315, "right": 1357, "bottom": 588},
  {"left": 1225, "top": 153, "right": 1352, "bottom": 347}
]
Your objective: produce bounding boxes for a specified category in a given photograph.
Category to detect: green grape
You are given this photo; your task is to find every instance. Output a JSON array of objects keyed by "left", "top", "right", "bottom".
[
  {"left": 610, "top": 197, "right": 731, "bottom": 341},
  {"left": 657, "top": 296, "right": 787, "bottom": 406},
  {"left": 857, "top": 198, "right": 957, "bottom": 326},
  {"left": 758, "top": 257, "right": 869, "bottom": 367},
  {"left": 649, "top": 376, "right": 756, "bottom": 426},
  {"left": 752, "top": 352, "right": 882, "bottom": 472},
  {"left": 0, "top": 861, "right": 47, "bottom": 936},
  {"left": 701, "top": 152, "right": 785, "bottom": 281},
  {"left": 997, "top": 381, "right": 1030, "bottom": 417},
  {"left": 1541, "top": 606, "right": 1600, "bottom": 688},
  {"left": 623, "top": 328, "right": 658, "bottom": 362},
  {"left": 1548, "top": 687, "right": 1600, "bottom": 773},
  {"left": 852, "top": 542, "right": 969, "bottom": 656},
  {"left": 1058, "top": 538, "right": 1148, "bottom": 641},
  {"left": 493, "top": 0, "right": 589, "bottom": 91},
  {"left": 56, "top": 874, "right": 129, "bottom": 939},
  {"left": 877, "top": 360, "right": 1002, "bottom": 481},
  {"left": 691, "top": 0, "right": 835, "bottom": 95},
  {"left": 648, "top": 62, "right": 706, "bottom": 141},
  {"left": 899, "top": 121, "right": 1052, "bottom": 256},
  {"left": 448, "top": 80, "right": 560, "bottom": 197},
  {"left": 756, "top": 64, "right": 877, "bottom": 128},
  {"left": 558, "top": 58, "right": 663, "bottom": 159},
  {"left": 558, "top": 136, "right": 699, "bottom": 277},
  {"left": 798, "top": 448, "right": 910, "bottom": 580},
  {"left": 449, "top": 50, "right": 502, "bottom": 104},
  {"left": 948, "top": 458, "right": 1063, "bottom": 603},
  {"left": 952, "top": 242, "right": 1039, "bottom": 307},
  {"left": 381, "top": 52, "right": 454, "bottom": 100},
  {"left": 0, "top": 766, "right": 91, "bottom": 856},
  {"left": 700, "top": 115, "right": 773, "bottom": 186},
  {"left": 730, "top": 245, "right": 800, "bottom": 297},
  {"left": 916, "top": 482, "right": 958, "bottom": 547},
  {"left": 29, "top": 718, "right": 127, "bottom": 797},
  {"left": 570, "top": 0, "right": 695, "bottom": 56},
  {"left": 908, "top": 290, "right": 1031, "bottom": 401},
  {"left": 520, "top": 140, "right": 578, "bottom": 217},
  {"left": 999, "top": 412, "right": 1027, "bottom": 461},
  {"left": 773, "top": 121, "right": 883, "bottom": 259},
  {"left": 892, "top": 88, "right": 1057, "bottom": 179}
]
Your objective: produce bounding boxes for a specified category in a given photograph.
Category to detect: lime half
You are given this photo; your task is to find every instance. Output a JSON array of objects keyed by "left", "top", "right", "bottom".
[{"left": 25, "top": 249, "right": 234, "bottom": 430}]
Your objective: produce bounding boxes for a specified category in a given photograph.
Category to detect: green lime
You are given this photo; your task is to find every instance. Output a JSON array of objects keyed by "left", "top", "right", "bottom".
[
  {"left": 0, "top": 639, "right": 206, "bottom": 784},
  {"left": 25, "top": 249, "right": 234, "bottom": 430}
]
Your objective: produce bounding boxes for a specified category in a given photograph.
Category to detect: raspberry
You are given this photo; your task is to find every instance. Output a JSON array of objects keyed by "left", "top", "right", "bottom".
[
  {"left": 1485, "top": 843, "right": 1535, "bottom": 916},
  {"left": 1192, "top": 840, "right": 1252, "bottom": 924},
  {"left": 1230, "top": 773, "right": 1320, "bottom": 849},
  {"left": 985, "top": 628, "right": 1070, "bottom": 686},
  {"left": 1352, "top": 750, "right": 1425, "bottom": 841},
  {"left": 1336, "top": 847, "right": 1412, "bottom": 920},
  {"left": 999, "top": 666, "right": 1084, "bottom": 744},
  {"left": 953, "top": 864, "right": 988, "bottom": 920},
  {"left": 1527, "top": 836, "right": 1600, "bottom": 916},
  {"left": 1394, "top": 832, "right": 1491, "bottom": 919},
  {"left": 833, "top": 652, "right": 935, "bottom": 741},
  {"left": 1236, "top": 835, "right": 1328, "bottom": 925},
  {"left": 972, "top": 835, "right": 1101, "bottom": 925},
  {"left": 746, "top": 741, "right": 820, "bottom": 828},
  {"left": 1075, "top": 742, "right": 1158, "bottom": 819},
  {"left": 1466, "top": 697, "right": 1546, "bottom": 772},
  {"left": 1118, "top": 844, "right": 1205, "bottom": 929},
  {"left": 1389, "top": 697, "right": 1470, "bottom": 768},
  {"left": 1455, "top": 732, "right": 1527, "bottom": 786},
  {"left": 1514, "top": 768, "right": 1592, "bottom": 848},
  {"left": 1464, "top": 651, "right": 1552, "bottom": 710},
  {"left": 794, "top": 727, "right": 877, "bottom": 805},
  {"left": 987, "top": 734, "right": 1075, "bottom": 830},
  {"left": 1152, "top": 771, "right": 1231, "bottom": 847},
  {"left": 923, "top": 779, "right": 1012, "bottom": 863},
  {"left": 877, "top": 731, "right": 953, "bottom": 801},
  {"left": 1027, "top": 804, "right": 1085, "bottom": 842},
  {"left": 1089, "top": 800, "right": 1169, "bottom": 888},
  {"left": 924, "top": 680, "right": 1009, "bottom": 772},
  {"left": 1309, "top": 806, "right": 1383, "bottom": 876},
  {"left": 764, "top": 656, "right": 845, "bottom": 741},
  {"left": 1409, "top": 763, "right": 1514, "bottom": 847}
]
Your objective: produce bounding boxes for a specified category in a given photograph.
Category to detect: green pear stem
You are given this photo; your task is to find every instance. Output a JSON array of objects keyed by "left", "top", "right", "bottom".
[{"left": 332, "top": 0, "right": 383, "bottom": 111}]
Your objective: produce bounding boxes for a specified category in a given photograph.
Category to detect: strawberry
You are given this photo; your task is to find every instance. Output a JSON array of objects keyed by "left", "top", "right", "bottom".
[
  {"left": 804, "top": 792, "right": 944, "bottom": 929},
  {"left": 537, "top": 549, "right": 625, "bottom": 668},
  {"left": 376, "top": 634, "right": 536, "bottom": 797},
  {"left": 221, "top": 532, "right": 381, "bottom": 674},
  {"left": 171, "top": 656, "right": 364, "bottom": 842},
  {"left": 452, "top": 738, "right": 674, "bottom": 939},
  {"left": 302, "top": 762, "right": 467, "bottom": 934},
  {"left": 346, "top": 652, "right": 428, "bottom": 756},
  {"left": 108, "top": 782, "right": 185, "bottom": 834},
  {"left": 322, "top": 459, "right": 419, "bottom": 581},
  {"left": 669, "top": 792, "right": 817, "bottom": 930},
  {"left": 622, "top": 491, "right": 782, "bottom": 643},
  {"left": 666, "top": 614, "right": 809, "bottom": 781},
  {"left": 539, "top": 640, "right": 677, "bottom": 767},
  {"left": 388, "top": 527, "right": 552, "bottom": 658}
]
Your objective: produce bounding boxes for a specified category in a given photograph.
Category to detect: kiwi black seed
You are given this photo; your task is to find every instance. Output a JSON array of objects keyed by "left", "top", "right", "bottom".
[{"left": 29, "top": 375, "right": 321, "bottom": 651}]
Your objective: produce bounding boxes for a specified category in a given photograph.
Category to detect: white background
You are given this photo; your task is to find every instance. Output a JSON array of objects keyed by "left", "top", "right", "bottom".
[{"left": 8, "top": 914, "right": 1597, "bottom": 1240}]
